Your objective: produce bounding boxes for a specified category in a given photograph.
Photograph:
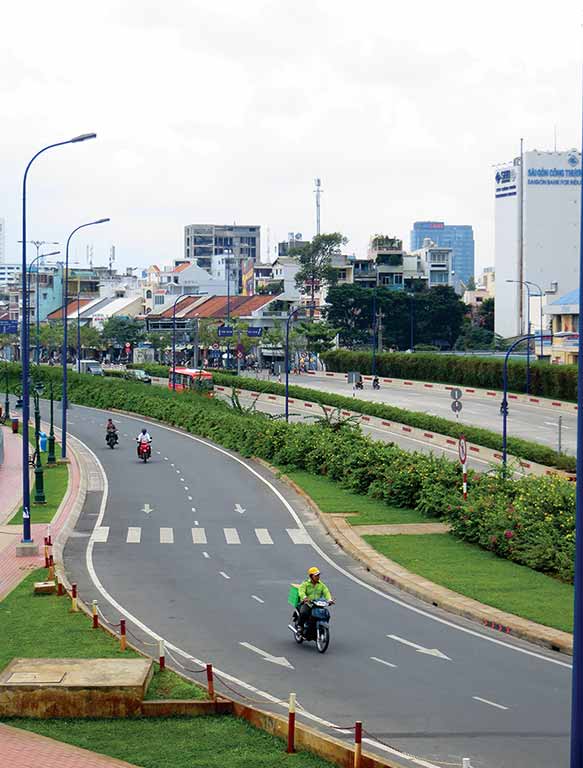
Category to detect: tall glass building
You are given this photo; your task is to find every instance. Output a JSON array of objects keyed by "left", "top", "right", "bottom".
[{"left": 410, "top": 222, "right": 475, "bottom": 288}]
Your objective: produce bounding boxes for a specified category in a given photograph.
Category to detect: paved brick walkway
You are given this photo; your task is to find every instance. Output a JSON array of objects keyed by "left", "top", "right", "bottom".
[
  {"left": 0, "top": 723, "right": 138, "bottom": 768},
  {"left": 0, "top": 426, "right": 23, "bottom": 525}
]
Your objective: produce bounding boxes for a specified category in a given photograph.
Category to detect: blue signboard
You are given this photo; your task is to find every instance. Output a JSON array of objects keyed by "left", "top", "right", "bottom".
[
  {"left": 0, "top": 320, "right": 18, "bottom": 334},
  {"left": 247, "top": 327, "right": 263, "bottom": 337},
  {"left": 218, "top": 326, "right": 234, "bottom": 338}
]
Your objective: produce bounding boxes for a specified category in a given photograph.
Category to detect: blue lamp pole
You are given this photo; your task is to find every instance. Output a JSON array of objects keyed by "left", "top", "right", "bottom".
[
  {"left": 20, "top": 133, "right": 96, "bottom": 546},
  {"left": 61, "top": 217, "right": 110, "bottom": 460},
  {"left": 371, "top": 288, "right": 377, "bottom": 377},
  {"left": 26, "top": 249, "right": 60, "bottom": 364},
  {"left": 569, "top": 93, "right": 583, "bottom": 768},
  {"left": 524, "top": 280, "right": 545, "bottom": 358},
  {"left": 171, "top": 293, "right": 200, "bottom": 390},
  {"left": 506, "top": 279, "right": 532, "bottom": 393},
  {"left": 285, "top": 304, "right": 315, "bottom": 422}
]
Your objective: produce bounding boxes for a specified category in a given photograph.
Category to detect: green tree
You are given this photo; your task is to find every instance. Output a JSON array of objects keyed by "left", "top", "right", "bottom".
[
  {"left": 466, "top": 276, "right": 476, "bottom": 291},
  {"left": 324, "top": 285, "right": 373, "bottom": 348},
  {"left": 101, "top": 317, "right": 145, "bottom": 348},
  {"left": 79, "top": 325, "right": 102, "bottom": 352},
  {"left": 292, "top": 233, "right": 347, "bottom": 304},
  {"left": 296, "top": 321, "right": 339, "bottom": 354},
  {"left": 146, "top": 331, "right": 171, "bottom": 362},
  {"left": 414, "top": 286, "right": 466, "bottom": 348},
  {"left": 478, "top": 297, "right": 495, "bottom": 332},
  {"left": 39, "top": 323, "right": 63, "bottom": 353}
]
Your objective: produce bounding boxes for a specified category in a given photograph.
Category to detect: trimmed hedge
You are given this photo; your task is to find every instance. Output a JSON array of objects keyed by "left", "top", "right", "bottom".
[
  {"left": 4, "top": 363, "right": 574, "bottom": 582},
  {"left": 208, "top": 372, "right": 575, "bottom": 473},
  {"left": 320, "top": 350, "right": 578, "bottom": 402}
]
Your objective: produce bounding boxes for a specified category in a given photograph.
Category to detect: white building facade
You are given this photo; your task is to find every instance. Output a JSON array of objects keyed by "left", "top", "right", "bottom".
[
  {"left": 494, "top": 149, "right": 582, "bottom": 338},
  {"left": 0, "top": 218, "right": 5, "bottom": 264}
]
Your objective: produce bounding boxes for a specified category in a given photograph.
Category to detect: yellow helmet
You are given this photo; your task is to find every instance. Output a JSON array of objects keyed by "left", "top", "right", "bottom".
[{"left": 307, "top": 567, "right": 320, "bottom": 576}]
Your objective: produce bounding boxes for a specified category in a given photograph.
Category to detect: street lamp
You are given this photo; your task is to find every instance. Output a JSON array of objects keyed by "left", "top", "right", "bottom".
[
  {"left": 20, "top": 132, "right": 96, "bottom": 547},
  {"left": 31, "top": 378, "right": 46, "bottom": 504},
  {"left": 506, "top": 279, "right": 533, "bottom": 394},
  {"left": 224, "top": 249, "right": 233, "bottom": 370},
  {"left": 26, "top": 249, "right": 60, "bottom": 364},
  {"left": 524, "top": 280, "right": 545, "bottom": 358},
  {"left": 285, "top": 305, "right": 315, "bottom": 421},
  {"left": 171, "top": 293, "right": 200, "bottom": 391},
  {"left": 47, "top": 378, "right": 56, "bottom": 465},
  {"left": 61, "top": 217, "right": 110, "bottom": 460},
  {"left": 371, "top": 288, "right": 377, "bottom": 377}
]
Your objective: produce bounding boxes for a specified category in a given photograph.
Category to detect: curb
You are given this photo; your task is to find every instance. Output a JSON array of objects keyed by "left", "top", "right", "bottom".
[{"left": 263, "top": 462, "right": 573, "bottom": 657}]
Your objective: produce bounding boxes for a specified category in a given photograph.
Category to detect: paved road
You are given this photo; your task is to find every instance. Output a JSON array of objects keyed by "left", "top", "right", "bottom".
[
  {"left": 277, "top": 373, "right": 577, "bottom": 456},
  {"left": 34, "top": 396, "right": 571, "bottom": 768}
]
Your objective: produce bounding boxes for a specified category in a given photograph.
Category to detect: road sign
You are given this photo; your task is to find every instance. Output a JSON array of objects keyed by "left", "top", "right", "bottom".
[
  {"left": 451, "top": 400, "right": 462, "bottom": 414},
  {"left": 218, "top": 326, "right": 233, "bottom": 338},
  {"left": 450, "top": 388, "right": 463, "bottom": 401},
  {"left": 247, "top": 327, "right": 262, "bottom": 337},
  {"left": 0, "top": 320, "right": 18, "bottom": 334},
  {"left": 458, "top": 435, "right": 467, "bottom": 464},
  {"left": 212, "top": 343, "right": 220, "bottom": 350},
  {"left": 236, "top": 351, "right": 244, "bottom": 360}
]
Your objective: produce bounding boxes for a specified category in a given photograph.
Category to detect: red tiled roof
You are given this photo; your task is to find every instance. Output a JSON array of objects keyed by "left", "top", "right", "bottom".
[
  {"left": 47, "top": 298, "right": 93, "bottom": 321},
  {"left": 151, "top": 294, "right": 275, "bottom": 320},
  {"left": 172, "top": 262, "right": 192, "bottom": 274}
]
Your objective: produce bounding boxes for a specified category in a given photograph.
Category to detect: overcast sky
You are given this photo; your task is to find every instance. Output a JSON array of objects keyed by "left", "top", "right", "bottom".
[{"left": 1, "top": 1, "right": 581, "bottom": 275}]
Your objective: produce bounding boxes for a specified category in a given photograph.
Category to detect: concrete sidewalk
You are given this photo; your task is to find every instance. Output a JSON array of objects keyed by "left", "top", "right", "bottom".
[{"left": 0, "top": 723, "right": 139, "bottom": 768}]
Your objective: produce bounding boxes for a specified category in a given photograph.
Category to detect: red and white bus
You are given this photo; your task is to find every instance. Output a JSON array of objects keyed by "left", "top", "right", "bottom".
[{"left": 169, "top": 367, "right": 214, "bottom": 393}]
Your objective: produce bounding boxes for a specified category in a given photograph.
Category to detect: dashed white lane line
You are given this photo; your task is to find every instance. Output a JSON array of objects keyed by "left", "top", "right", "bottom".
[
  {"left": 255, "top": 528, "right": 273, "bottom": 544},
  {"left": 194, "top": 520, "right": 199, "bottom": 526},
  {"left": 126, "top": 527, "right": 141, "bottom": 544},
  {"left": 184, "top": 486, "right": 189, "bottom": 491},
  {"left": 370, "top": 656, "right": 397, "bottom": 669},
  {"left": 156, "top": 450, "right": 161, "bottom": 455},
  {"left": 188, "top": 495, "right": 193, "bottom": 501},
  {"left": 160, "top": 527, "right": 174, "bottom": 544},
  {"left": 170, "top": 462, "right": 174, "bottom": 467},
  {"left": 287, "top": 528, "right": 311, "bottom": 544},
  {"left": 191, "top": 507, "right": 196, "bottom": 513},
  {"left": 472, "top": 696, "right": 508, "bottom": 711},
  {"left": 202, "top": 551, "right": 210, "bottom": 559},
  {"left": 224, "top": 528, "right": 240, "bottom": 544},
  {"left": 192, "top": 528, "right": 207, "bottom": 544},
  {"left": 219, "top": 571, "right": 230, "bottom": 580},
  {"left": 93, "top": 526, "right": 110, "bottom": 543},
  {"left": 251, "top": 595, "right": 265, "bottom": 604},
  {"left": 164, "top": 457, "right": 168, "bottom": 461},
  {"left": 180, "top": 477, "right": 184, "bottom": 481}
]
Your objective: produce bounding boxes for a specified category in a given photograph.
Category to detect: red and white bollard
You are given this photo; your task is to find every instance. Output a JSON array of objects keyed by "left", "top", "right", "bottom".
[
  {"left": 92, "top": 600, "right": 99, "bottom": 629},
  {"left": 206, "top": 663, "right": 215, "bottom": 700},
  {"left": 43, "top": 537, "right": 49, "bottom": 568},
  {"left": 48, "top": 554, "right": 55, "bottom": 581},
  {"left": 286, "top": 692, "right": 296, "bottom": 753},
  {"left": 354, "top": 721, "right": 362, "bottom": 768},
  {"left": 120, "top": 620, "right": 127, "bottom": 651},
  {"left": 47, "top": 525, "right": 52, "bottom": 548},
  {"left": 57, "top": 578, "right": 65, "bottom": 596},
  {"left": 463, "top": 460, "right": 468, "bottom": 501},
  {"left": 158, "top": 639, "right": 165, "bottom": 670},
  {"left": 71, "top": 583, "right": 78, "bottom": 612}
]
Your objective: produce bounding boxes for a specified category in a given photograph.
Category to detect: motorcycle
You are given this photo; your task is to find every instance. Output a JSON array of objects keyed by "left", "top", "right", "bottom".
[
  {"left": 288, "top": 599, "right": 333, "bottom": 653},
  {"left": 105, "top": 430, "right": 118, "bottom": 449},
  {"left": 137, "top": 440, "right": 151, "bottom": 463},
  {"left": 355, "top": 380, "right": 363, "bottom": 390},
  {"left": 372, "top": 379, "right": 380, "bottom": 391}
]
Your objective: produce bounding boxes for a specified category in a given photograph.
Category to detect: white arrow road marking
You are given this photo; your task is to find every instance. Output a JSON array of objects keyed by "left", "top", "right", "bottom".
[
  {"left": 142, "top": 503, "right": 153, "bottom": 515},
  {"left": 251, "top": 595, "right": 265, "bottom": 604},
  {"left": 240, "top": 642, "right": 294, "bottom": 669},
  {"left": 371, "top": 656, "right": 397, "bottom": 669},
  {"left": 387, "top": 634, "right": 451, "bottom": 660},
  {"left": 235, "top": 503, "right": 246, "bottom": 514},
  {"left": 473, "top": 696, "right": 508, "bottom": 711}
]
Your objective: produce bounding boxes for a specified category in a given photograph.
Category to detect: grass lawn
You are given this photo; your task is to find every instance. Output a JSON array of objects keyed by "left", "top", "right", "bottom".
[
  {"left": 10, "top": 717, "right": 333, "bottom": 768},
  {"left": 0, "top": 570, "right": 207, "bottom": 701},
  {"left": 280, "top": 468, "right": 425, "bottom": 525},
  {"left": 364, "top": 533, "right": 574, "bottom": 633},
  {"left": 9, "top": 461, "right": 69, "bottom": 525}
]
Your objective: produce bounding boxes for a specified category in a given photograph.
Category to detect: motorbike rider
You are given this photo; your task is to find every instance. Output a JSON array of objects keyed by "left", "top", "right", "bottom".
[
  {"left": 298, "top": 567, "right": 334, "bottom": 633},
  {"left": 372, "top": 375, "right": 380, "bottom": 390},
  {"left": 136, "top": 427, "right": 152, "bottom": 457},
  {"left": 106, "top": 418, "right": 118, "bottom": 443}
]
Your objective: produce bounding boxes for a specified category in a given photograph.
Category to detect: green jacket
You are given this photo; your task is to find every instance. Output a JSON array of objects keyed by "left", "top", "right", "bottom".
[{"left": 298, "top": 578, "right": 332, "bottom": 602}]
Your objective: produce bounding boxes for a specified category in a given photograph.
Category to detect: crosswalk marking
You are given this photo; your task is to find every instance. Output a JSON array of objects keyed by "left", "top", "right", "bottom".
[
  {"left": 93, "top": 526, "right": 109, "bottom": 543},
  {"left": 255, "top": 528, "right": 273, "bottom": 545},
  {"left": 126, "top": 527, "right": 141, "bottom": 544},
  {"left": 224, "top": 527, "right": 240, "bottom": 544},
  {"left": 192, "top": 528, "right": 207, "bottom": 544},
  {"left": 287, "top": 528, "right": 311, "bottom": 544},
  {"left": 160, "top": 527, "right": 174, "bottom": 544}
]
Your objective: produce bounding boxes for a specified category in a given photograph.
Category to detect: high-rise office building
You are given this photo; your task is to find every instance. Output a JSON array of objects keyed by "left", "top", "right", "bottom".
[
  {"left": 183, "top": 224, "right": 260, "bottom": 272},
  {"left": 494, "top": 149, "right": 581, "bottom": 338},
  {"left": 410, "top": 221, "right": 474, "bottom": 289}
]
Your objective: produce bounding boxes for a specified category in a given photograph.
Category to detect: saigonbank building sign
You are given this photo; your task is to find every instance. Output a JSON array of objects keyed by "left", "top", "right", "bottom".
[{"left": 527, "top": 151, "right": 581, "bottom": 186}]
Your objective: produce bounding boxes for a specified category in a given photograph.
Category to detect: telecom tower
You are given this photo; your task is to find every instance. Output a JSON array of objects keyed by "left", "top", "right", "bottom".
[{"left": 314, "top": 178, "right": 322, "bottom": 236}]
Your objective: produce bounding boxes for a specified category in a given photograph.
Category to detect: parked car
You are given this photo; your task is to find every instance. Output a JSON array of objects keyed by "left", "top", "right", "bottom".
[{"left": 125, "top": 369, "right": 152, "bottom": 384}]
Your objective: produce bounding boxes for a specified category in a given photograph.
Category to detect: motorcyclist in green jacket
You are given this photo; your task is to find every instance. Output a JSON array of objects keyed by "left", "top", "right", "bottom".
[{"left": 298, "top": 567, "right": 334, "bottom": 632}]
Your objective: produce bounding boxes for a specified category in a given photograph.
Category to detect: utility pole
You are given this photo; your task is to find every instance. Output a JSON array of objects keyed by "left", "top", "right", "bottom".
[{"left": 314, "top": 178, "right": 322, "bottom": 236}]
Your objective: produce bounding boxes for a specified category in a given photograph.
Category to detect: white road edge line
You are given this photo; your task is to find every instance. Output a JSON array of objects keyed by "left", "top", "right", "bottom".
[{"left": 472, "top": 696, "right": 509, "bottom": 711}]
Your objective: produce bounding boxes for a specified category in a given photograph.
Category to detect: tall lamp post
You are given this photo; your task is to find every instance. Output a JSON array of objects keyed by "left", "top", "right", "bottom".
[
  {"left": 500, "top": 333, "right": 536, "bottom": 472},
  {"left": 26, "top": 250, "right": 60, "bottom": 364},
  {"left": 224, "top": 249, "right": 233, "bottom": 370},
  {"left": 171, "top": 293, "right": 200, "bottom": 390},
  {"left": 569, "top": 91, "right": 583, "bottom": 768},
  {"left": 285, "top": 305, "right": 315, "bottom": 421},
  {"left": 524, "top": 280, "right": 545, "bottom": 358},
  {"left": 47, "top": 379, "right": 56, "bottom": 465},
  {"left": 20, "top": 132, "right": 97, "bottom": 547},
  {"left": 371, "top": 288, "right": 377, "bottom": 377},
  {"left": 506, "top": 279, "right": 533, "bottom": 394},
  {"left": 31, "top": 379, "right": 46, "bottom": 504},
  {"left": 61, "top": 217, "right": 110, "bottom": 460}
]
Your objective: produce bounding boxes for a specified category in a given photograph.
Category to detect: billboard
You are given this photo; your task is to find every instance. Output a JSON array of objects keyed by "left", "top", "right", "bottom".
[{"left": 241, "top": 258, "right": 255, "bottom": 296}]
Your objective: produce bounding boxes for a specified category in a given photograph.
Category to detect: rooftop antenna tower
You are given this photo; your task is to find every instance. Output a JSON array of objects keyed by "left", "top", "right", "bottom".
[
  {"left": 314, "top": 178, "right": 322, "bottom": 236},
  {"left": 108, "top": 245, "right": 116, "bottom": 277},
  {"left": 86, "top": 244, "right": 94, "bottom": 269}
]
